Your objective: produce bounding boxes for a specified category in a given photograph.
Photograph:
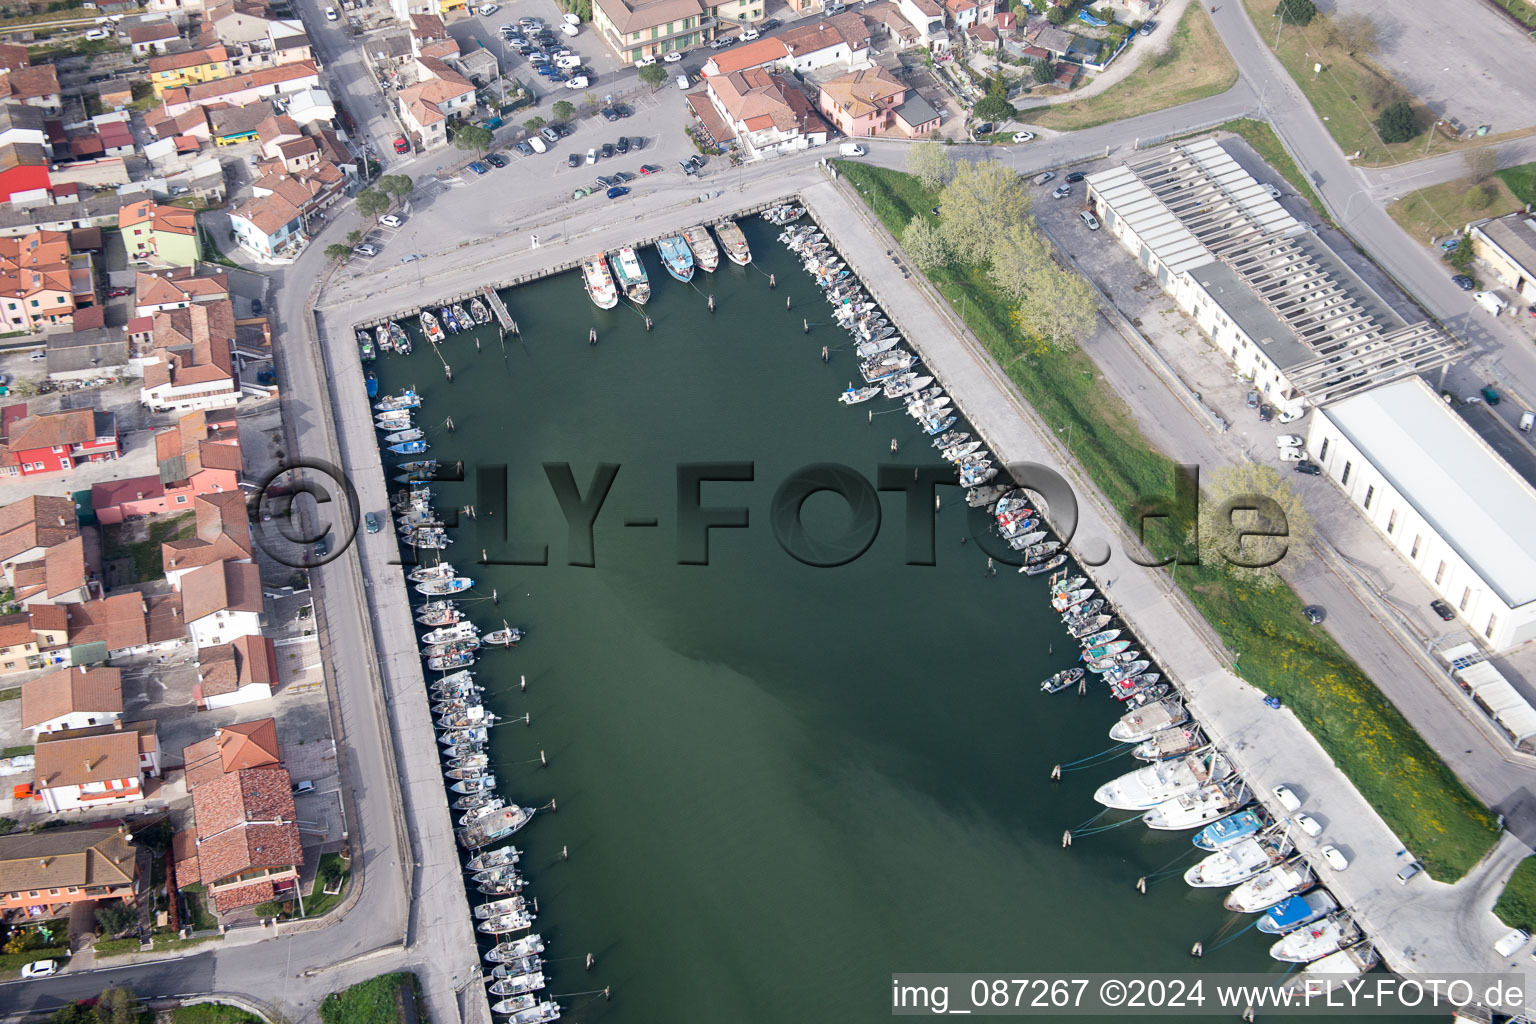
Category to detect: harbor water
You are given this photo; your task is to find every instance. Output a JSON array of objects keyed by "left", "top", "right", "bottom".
[{"left": 374, "top": 218, "right": 1402, "bottom": 1023}]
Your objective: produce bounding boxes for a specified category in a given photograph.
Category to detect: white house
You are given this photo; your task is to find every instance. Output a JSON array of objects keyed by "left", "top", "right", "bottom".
[
  {"left": 195, "top": 634, "right": 278, "bottom": 710},
  {"left": 180, "top": 559, "right": 264, "bottom": 648},
  {"left": 779, "top": 14, "right": 871, "bottom": 73},
  {"left": 20, "top": 666, "right": 123, "bottom": 739},
  {"left": 1306, "top": 376, "right": 1536, "bottom": 652},
  {"left": 33, "top": 729, "right": 146, "bottom": 813},
  {"left": 896, "top": 0, "right": 949, "bottom": 49}
]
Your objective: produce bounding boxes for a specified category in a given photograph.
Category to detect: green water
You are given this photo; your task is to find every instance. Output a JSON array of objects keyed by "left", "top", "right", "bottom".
[{"left": 375, "top": 221, "right": 1377, "bottom": 1023}]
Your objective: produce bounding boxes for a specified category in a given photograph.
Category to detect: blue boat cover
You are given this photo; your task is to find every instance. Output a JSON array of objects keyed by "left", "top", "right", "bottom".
[{"left": 1265, "top": 896, "right": 1310, "bottom": 930}]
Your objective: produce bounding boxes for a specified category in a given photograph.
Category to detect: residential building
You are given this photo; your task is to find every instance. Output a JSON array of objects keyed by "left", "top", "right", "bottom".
[
  {"left": 181, "top": 717, "right": 280, "bottom": 789},
  {"left": 134, "top": 267, "right": 229, "bottom": 315},
  {"left": 0, "top": 495, "right": 77, "bottom": 572},
  {"left": 0, "top": 104, "right": 48, "bottom": 152},
  {"left": 942, "top": 0, "right": 995, "bottom": 31},
  {"left": 160, "top": 62, "right": 319, "bottom": 118},
  {"left": 20, "top": 666, "right": 123, "bottom": 738},
  {"left": 182, "top": 764, "right": 301, "bottom": 912},
  {"left": 701, "top": 37, "right": 789, "bottom": 78},
  {"left": 0, "top": 826, "right": 138, "bottom": 921},
  {"left": 129, "top": 21, "right": 183, "bottom": 55},
  {"left": 0, "top": 65, "right": 61, "bottom": 114},
  {"left": 193, "top": 635, "right": 278, "bottom": 709},
  {"left": 180, "top": 558, "right": 262, "bottom": 648},
  {"left": 1022, "top": 15, "right": 1096, "bottom": 62},
  {"left": 1469, "top": 211, "right": 1536, "bottom": 304},
  {"left": 592, "top": 0, "right": 713, "bottom": 64},
  {"left": 703, "top": 68, "right": 830, "bottom": 158},
  {"left": 0, "top": 404, "right": 119, "bottom": 477},
  {"left": 65, "top": 592, "right": 187, "bottom": 659},
  {"left": 0, "top": 229, "right": 75, "bottom": 332},
  {"left": 0, "top": 140, "right": 50, "bottom": 203},
  {"left": 818, "top": 66, "right": 906, "bottom": 137},
  {"left": 229, "top": 163, "right": 346, "bottom": 257},
  {"left": 95, "top": 411, "right": 243, "bottom": 525},
  {"left": 0, "top": 606, "right": 70, "bottom": 675},
  {"left": 1084, "top": 139, "right": 1457, "bottom": 418},
  {"left": 709, "top": 0, "right": 763, "bottom": 26},
  {"left": 780, "top": 14, "right": 871, "bottom": 72},
  {"left": 895, "top": 0, "right": 949, "bottom": 48},
  {"left": 5, "top": 535, "right": 88, "bottom": 608},
  {"left": 891, "top": 91, "right": 941, "bottom": 136},
  {"left": 1307, "top": 376, "right": 1536, "bottom": 653},
  {"left": 140, "top": 300, "right": 240, "bottom": 412},
  {"left": 149, "top": 45, "right": 234, "bottom": 97},
  {"left": 864, "top": 1, "right": 919, "bottom": 46},
  {"left": 118, "top": 200, "right": 201, "bottom": 266},
  {"left": 32, "top": 728, "right": 145, "bottom": 812},
  {"left": 397, "top": 59, "right": 475, "bottom": 152},
  {"left": 161, "top": 490, "right": 253, "bottom": 586},
  {"left": 45, "top": 326, "right": 130, "bottom": 382}
]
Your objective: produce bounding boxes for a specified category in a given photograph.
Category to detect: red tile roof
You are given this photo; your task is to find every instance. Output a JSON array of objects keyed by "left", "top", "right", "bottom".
[{"left": 20, "top": 666, "right": 121, "bottom": 731}]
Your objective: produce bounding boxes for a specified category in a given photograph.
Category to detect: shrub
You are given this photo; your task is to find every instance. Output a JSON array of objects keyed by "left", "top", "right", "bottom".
[
  {"left": 1375, "top": 101, "right": 1417, "bottom": 144},
  {"left": 1275, "top": 0, "right": 1315, "bottom": 25}
]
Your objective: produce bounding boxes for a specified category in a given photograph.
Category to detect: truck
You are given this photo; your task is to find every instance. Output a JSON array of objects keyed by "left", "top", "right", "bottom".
[
  {"left": 1474, "top": 290, "right": 1509, "bottom": 316},
  {"left": 838, "top": 143, "right": 866, "bottom": 157}
]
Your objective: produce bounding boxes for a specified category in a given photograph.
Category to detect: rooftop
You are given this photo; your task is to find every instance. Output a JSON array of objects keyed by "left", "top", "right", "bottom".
[
  {"left": 20, "top": 666, "right": 122, "bottom": 730},
  {"left": 0, "top": 826, "right": 136, "bottom": 895},
  {"left": 34, "top": 728, "right": 141, "bottom": 789}
]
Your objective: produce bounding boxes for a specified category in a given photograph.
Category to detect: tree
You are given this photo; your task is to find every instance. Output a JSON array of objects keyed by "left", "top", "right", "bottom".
[
  {"left": 552, "top": 99, "right": 575, "bottom": 121},
  {"left": 1045, "top": 5, "right": 1066, "bottom": 24},
  {"left": 1466, "top": 183, "right": 1494, "bottom": 210},
  {"left": 378, "top": 174, "right": 413, "bottom": 200},
  {"left": 902, "top": 215, "right": 951, "bottom": 272},
  {"left": 973, "top": 94, "right": 1014, "bottom": 124},
  {"left": 638, "top": 63, "right": 668, "bottom": 91},
  {"left": 324, "top": 243, "right": 353, "bottom": 262},
  {"left": 454, "top": 123, "right": 494, "bottom": 153},
  {"left": 346, "top": 229, "right": 363, "bottom": 246},
  {"left": 1274, "top": 0, "right": 1315, "bottom": 26},
  {"left": 903, "top": 140, "right": 953, "bottom": 191},
  {"left": 938, "top": 159, "right": 1030, "bottom": 265},
  {"left": 1017, "top": 262, "right": 1098, "bottom": 351},
  {"left": 986, "top": 220, "right": 1053, "bottom": 302},
  {"left": 94, "top": 902, "right": 137, "bottom": 937},
  {"left": 356, "top": 188, "right": 390, "bottom": 220},
  {"left": 1375, "top": 100, "right": 1417, "bottom": 144},
  {"left": 1444, "top": 235, "right": 1474, "bottom": 271},
  {"left": 1465, "top": 146, "right": 1498, "bottom": 186},
  {"left": 522, "top": 116, "right": 546, "bottom": 133},
  {"left": 94, "top": 987, "right": 138, "bottom": 1024},
  {"left": 1031, "top": 58, "right": 1056, "bottom": 84},
  {"left": 1326, "top": 12, "right": 1377, "bottom": 55},
  {"left": 1195, "top": 463, "right": 1313, "bottom": 588}
]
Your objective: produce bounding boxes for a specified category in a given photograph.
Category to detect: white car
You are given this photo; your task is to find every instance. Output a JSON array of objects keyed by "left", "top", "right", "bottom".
[
  {"left": 663, "top": 51, "right": 683, "bottom": 63},
  {"left": 740, "top": 27, "right": 760, "bottom": 40},
  {"left": 85, "top": 28, "right": 110, "bottom": 40},
  {"left": 1273, "top": 785, "right": 1302, "bottom": 812},
  {"left": 560, "top": 22, "right": 578, "bottom": 35},
  {"left": 1262, "top": 183, "right": 1282, "bottom": 199},
  {"left": 353, "top": 243, "right": 378, "bottom": 257},
  {"left": 1495, "top": 928, "right": 1530, "bottom": 957},
  {"left": 1319, "top": 845, "right": 1349, "bottom": 871},
  {"left": 479, "top": 3, "right": 499, "bottom": 13},
  {"left": 1293, "top": 812, "right": 1322, "bottom": 838},
  {"left": 563, "top": 12, "right": 581, "bottom": 25},
  {"left": 21, "top": 960, "right": 59, "bottom": 979},
  {"left": 635, "top": 55, "right": 657, "bottom": 67},
  {"left": 565, "top": 75, "right": 589, "bottom": 89},
  {"left": 556, "top": 54, "right": 582, "bottom": 68},
  {"left": 1275, "top": 434, "right": 1304, "bottom": 448},
  {"left": 1013, "top": 131, "right": 1036, "bottom": 143},
  {"left": 586, "top": 148, "right": 597, "bottom": 164},
  {"left": 380, "top": 214, "right": 403, "bottom": 227},
  {"left": 1078, "top": 211, "right": 1100, "bottom": 231},
  {"left": 1278, "top": 447, "right": 1304, "bottom": 462}
]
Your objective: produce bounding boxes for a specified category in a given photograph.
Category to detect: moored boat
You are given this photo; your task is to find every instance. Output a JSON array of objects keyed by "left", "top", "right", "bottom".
[
  {"left": 416, "top": 600, "right": 461, "bottom": 626},
  {"left": 1024, "top": 553, "right": 1068, "bottom": 576},
  {"left": 581, "top": 254, "right": 619, "bottom": 309},
  {"left": 1040, "top": 667, "right": 1084, "bottom": 694},
  {"left": 656, "top": 236, "right": 695, "bottom": 282},
  {"left": 838, "top": 385, "right": 881, "bottom": 405},
  {"left": 470, "top": 298, "right": 491, "bottom": 324},
  {"left": 1133, "top": 727, "right": 1205, "bottom": 761},
  {"left": 1258, "top": 890, "right": 1339, "bottom": 935},
  {"left": 1184, "top": 835, "right": 1291, "bottom": 887},
  {"left": 1093, "top": 750, "right": 1222, "bottom": 810},
  {"left": 459, "top": 805, "right": 536, "bottom": 849},
  {"left": 608, "top": 245, "right": 651, "bottom": 304},
  {"left": 482, "top": 626, "right": 523, "bottom": 646},
  {"left": 452, "top": 304, "right": 471, "bottom": 331},
  {"left": 1142, "top": 782, "right": 1247, "bottom": 830},
  {"left": 484, "top": 933, "right": 544, "bottom": 962},
  {"left": 1270, "top": 912, "right": 1360, "bottom": 963},
  {"left": 714, "top": 219, "right": 751, "bottom": 265},
  {"left": 441, "top": 306, "right": 459, "bottom": 334},
  {"left": 466, "top": 847, "right": 521, "bottom": 873},
  {"left": 416, "top": 577, "right": 474, "bottom": 595},
  {"left": 1281, "top": 943, "right": 1379, "bottom": 995},
  {"left": 419, "top": 310, "right": 445, "bottom": 343},
  {"left": 389, "top": 321, "right": 411, "bottom": 354},
  {"left": 408, "top": 563, "right": 457, "bottom": 583},
  {"left": 682, "top": 225, "right": 719, "bottom": 271},
  {"left": 1193, "top": 807, "right": 1271, "bottom": 850}
]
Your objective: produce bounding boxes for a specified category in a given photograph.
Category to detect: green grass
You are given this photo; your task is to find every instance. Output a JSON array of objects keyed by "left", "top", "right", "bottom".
[
  {"left": 303, "top": 853, "right": 351, "bottom": 918},
  {"left": 0, "top": 947, "right": 68, "bottom": 972},
  {"left": 173, "top": 1006, "right": 260, "bottom": 1024},
  {"left": 151, "top": 934, "right": 219, "bottom": 952},
  {"left": 1495, "top": 857, "right": 1536, "bottom": 932},
  {"left": 93, "top": 938, "right": 143, "bottom": 956},
  {"left": 2, "top": 743, "right": 33, "bottom": 756},
  {"left": 183, "top": 890, "right": 218, "bottom": 932},
  {"left": 1488, "top": 0, "right": 1536, "bottom": 27},
  {"left": 1217, "top": 118, "right": 1333, "bottom": 226},
  {"left": 319, "top": 972, "right": 415, "bottom": 1024},
  {"left": 1025, "top": 4, "right": 1237, "bottom": 131},
  {"left": 102, "top": 512, "right": 196, "bottom": 582},
  {"left": 1387, "top": 175, "right": 1523, "bottom": 245},
  {"left": 1496, "top": 161, "right": 1536, "bottom": 206},
  {"left": 0, "top": 689, "right": 19, "bottom": 703},
  {"left": 837, "top": 160, "right": 1501, "bottom": 880}
]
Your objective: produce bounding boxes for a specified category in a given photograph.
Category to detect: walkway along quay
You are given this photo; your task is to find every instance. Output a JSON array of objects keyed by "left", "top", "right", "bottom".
[{"left": 310, "top": 165, "right": 1531, "bottom": 1005}]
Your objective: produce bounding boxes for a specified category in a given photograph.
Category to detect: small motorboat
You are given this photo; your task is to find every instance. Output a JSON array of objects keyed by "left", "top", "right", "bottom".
[
  {"left": 419, "top": 309, "right": 444, "bottom": 343},
  {"left": 440, "top": 306, "right": 459, "bottom": 334},
  {"left": 416, "top": 601, "right": 461, "bottom": 626},
  {"left": 415, "top": 577, "right": 474, "bottom": 596},
  {"left": 839, "top": 385, "right": 881, "bottom": 405},
  {"left": 1023, "top": 553, "right": 1068, "bottom": 576},
  {"left": 466, "top": 847, "right": 522, "bottom": 873},
  {"left": 388, "top": 440, "right": 430, "bottom": 455},
  {"left": 385, "top": 429, "right": 425, "bottom": 444},
  {"left": 487, "top": 971, "right": 545, "bottom": 997},
  {"left": 376, "top": 390, "right": 422, "bottom": 412},
  {"left": 1040, "top": 667, "right": 1084, "bottom": 694},
  {"left": 470, "top": 297, "right": 491, "bottom": 324},
  {"left": 484, "top": 933, "right": 544, "bottom": 962},
  {"left": 408, "top": 563, "right": 457, "bottom": 583},
  {"left": 422, "top": 622, "right": 479, "bottom": 646},
  {"left": 481, "top": 626, "right": 524, "bottom": 646}
]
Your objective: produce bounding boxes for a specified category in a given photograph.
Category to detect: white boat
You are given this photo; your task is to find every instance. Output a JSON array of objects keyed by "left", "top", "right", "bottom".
[
  {"left": 1141, "top": 782, "right": 1246, "bottom": 830},
  {"left": 485, "top": 934, "right": 545, "bottom": 962},
  {"left": 1224, "top": 857, "right": 1315, "bottom": 912},
  {"left": 682, "top": 225, "right": 719, "bottom": 271},
  {"left": 466, "top": 847, "right": 521, "bottom": 873},
  {"left": 838, "top": 385, "right": 881, "bottom": 405},
  {"left": 941, "top": 440, "right": 981, "bottom": 461},
  {"left": 475, "top": 896, "right": 529, "bottom": 920},
  {"left": 502, "top": 1000, "right": 560, "bottom": 1023},
  {"left": 608, "top": 245, "right": 651, "bottom": 304},
  {"left": 422, "top": 622, "right": 479, "bottom": 646},
  {"left": 415, "top": 577, "right": 474, "bottom": 596},
  {"left": 1270, "top": 912, "right": 1360, "bottom": 963},
  {"left": 1282, "top": 943, "right": 1379, "bottom": 995},
  {"left": 385, "top": 429, "right": 425, "bottom": 444},
  {"left": 1109, "top": 699, "right": 1189, "bottom": 742},
  {"left": 487, "top": 971, "right": 546, "bottom": 997},
  {"left": 408, "top": 563, "right": 457, "bottom": 583},
  {"left": 1184, "top": 836, "right": 1290, "bottom": 887},
  {"left": 478, "top": 909, "right": 535, "bottom": 935},
  {"left": 1093, "top": 750, "right": 1221, "bottom": 810},
  {"left": 459, "top": 805, "right": 536, "bottom": 849},
  {"left": 1132, "top": 727, "right": 1205, "bottom": 762},
  {"left": 714, "top": 219, "right": 751, "bottom": 265},
  {"left": 856, "top": 335, "right": 899, "bottom": 359},
  {"left": 1258, "top": 890, "right": 1339, "bottom": 935},
  {"left": 581, "top": 253, "right": 619, "bottom": 309}
]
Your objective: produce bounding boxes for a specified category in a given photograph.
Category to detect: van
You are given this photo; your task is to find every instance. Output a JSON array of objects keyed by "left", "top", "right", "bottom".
[
  {"left": 1495, "top": 928, "right": 1530, "bottom": 957},
  {"left": 1520, "top": 411, "right": 1535, "bottom": 432},
  {"left": 527, "top": 135, "right": 547, "bottom": 153},
  {"left": 1474, "top": 290, "right": 1509, "bottom": 316},
  {"left": 676, "top": 73, "right": 689, "bottom": 89},
  {"left": 838, "top": 142, "right": 866, "bottom": 157}
]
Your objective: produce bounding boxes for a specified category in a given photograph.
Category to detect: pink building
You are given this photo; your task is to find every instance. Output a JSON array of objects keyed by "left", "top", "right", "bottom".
[
  {"left": 817, "top": 67, "right": 907, "bottom": 137},
  {"left": 93, "top": 410, "right": 242, "bottom": 524}
]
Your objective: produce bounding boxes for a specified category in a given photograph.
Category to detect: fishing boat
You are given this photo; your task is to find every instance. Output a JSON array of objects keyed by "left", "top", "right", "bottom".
[
  {"left": 393, "top": 458, "right": 436, "bottom": 475},
  {"left": 454, "top": 793, "right": 499, "bottom": 813},
  {"left": 1062, "top": 600, "right": 1107, "bottom": 630},
  {"left": 921, "top": 415, "right": 957, "bottom": 436},
  {"left": 1185, "top": 836, "right": 1291, "bottom": 887},
  {"left": 1281, "top": 944, "right": 1379, "bottom": 995},
  {"left": 408, "top": 563, "right": 457, "bottom": 583},
  {"left": 389, "top": 321, "right": 411, "bottom": 355},
  {"left": 405, "top": 528, "right": 450, "bottom": 550},
  {"left": 1094, "top": 750, "right": 1223, "bottom": 810},
  {"left": 1258, "top": 891, "right": 1339, "bottom": 935},
  {"left": 385, "top": 429, "right": 425, "bottom": 444},
  {"left": 1109, "top": 671, "right": 1161, "bottom": 701},
  {"left": 475, "top": 897, "right": 528, "bottom": 920},
  {"left": 399, "top": 511, "right": 443, "bottom": 531},
  {"left": 365, "top": 371, "right": 379, "bottom": 399},
  {"left": 762, "top": 204, "right": 804, "bottom": 225},
  {"left": 860, "top": 351, "right": 915, "bottom": 383},
  {"left": 377, "top": 390, "right": 422, "bottom": 411},
  {"left": 1143, "top": 782, "right": 1248, "bottom": 831},
  {"left": 608, "top": 245, "right": 651, "bottom": 304},
  {"left": 966, "top": 484, "right": 1009, "bottom": 507},
  {"left": 1024, "top": 553, "right": 1068, "bottom": 576},
  {"left": 445, "top": 754, "right": 490, "bottom": 774},
  {"left": 1110, "top": 699, "right": 1189, "bottom": 742},
  {"left": 1040, "top": 667, "right": 1084, "bottom": 694},
  {"left": 416, "top": 576, "right": 475, "bottom": 596},
  {"left": 419, "top": 309, "right": 445, "bottom": 343},
  {"left": 423, "top": 623, "right": 479, "bottom": 646},
  {"left": 482, "top": 626, "right": 524, "bottom": 646},
  {"left": 1023, "top": 542, "right": 1063, "bottom": 565},
  {"left": 958, "top": 464, "right": 997, "bottom": 487},
  {"left": 428, "top": 647, "right": 477, "bottom": 671},
  {"left": 1080, "top": 629, "right": 1122, "bottom": 648},
  {"left": 1052, "top": 588, "right": 1095, "bottom": 612},
  {"left": 656, "top": 235, "right": 695, "bottom": 282},
  {"left": 581, "top": 254, "right": 619, "bottom": 309},
  {"left": 942, "top": 440, "right": 983, "bottom": 461},
  {"left": 856, "top": 336, "right": 900, "bottom": 360},
  {"left": 485, "top": 934, "right": 545, "bottom": 963},
  {"left": 450, "top": 776, "right": 496, "bottom": 796},
  {"left": 452, "top": 303, "right": 471, "bottom": 330},
  {"left": 1270, "top": 913, "right": 1361, "bottom": 963},
  {"left": 1104, "top": 661, "right": 1153, "bottom": 688},
  {"left": 466, "top": 847, "right": 521, "bottom": 873},
  {"left": 838, "top": 385, "right": 881, "bottom": 405},
  {"left": 1193, "top": 807, "right": 1270, "bottom": 850},
  {"left": 487, "top": 971, "right": 545, "bottom": 997},
  {"left": 478, "top": 909, "right": 535, "bottom": 935},
  {"left": 459, "top": 805, "right": 536, "bottom": 849},
  {"left": 934, "top": 431, "right": 970, "bottom": 451},
  {"left": 885, "top": 374, "right": 933, "bottom": 399},
  {"left": 470, "top": 298, "right": 491, "bottom": 324},
  {"left": 1132, "top": 727, "right": 1204, "bottom": 762},
  {"left": 1122, "top": 682, "right": 1172, "bottom": 709},
  {"left": 439, "top": 726, "right": 487, "bottom": 747},
  {"left": 495, "top": 999, "right": 560, "bottom": 1022},
  {"left": 478, "top": 870, "right": 527, "bottom": 896},
  {"left": 440, "top": 306, "right": 459, "bottom": 334},
  {"left": 714, "top": 219, "right": 751, "bottom": 265},
  {"left": 388, "top": 440, "right": 430, "bottom": 455},
  {"left": 682, "top": 225, "right": 719, "bottom": 271},
  {"left": 376, "top": 410, "right": 413, "bottom": 430},
  {"left": 1067, "top": 615, "right": 1113, "bottom": 640},
  {"left": 358, "top": 331, "right": 376, "bottom": 363},
  {"left": 376, "top": 324, "right": 392, "bottom": 354}
]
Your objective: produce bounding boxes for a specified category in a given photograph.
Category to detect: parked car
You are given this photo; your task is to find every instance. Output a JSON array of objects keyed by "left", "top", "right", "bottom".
[
  {"left": 710, "top": 37, "right": 732, "bottom": 48},
  {"left": 1031, "top": 171, "right": 1055, "bottom": 185},
  {"left": 1258, "top": 403, "right": 1273, "bottom": 422},
  {"left": 615, "top": 136, "right": 630, "bottom": 154},
  {"left": 572, "top": 186, "right": 593, "bottom": 199},
  {"left": 1245, "top": 389, "right": 1260, "bottom": 409},
  {"left": 480, "top": 3, "right": 499, "bottom": 13},
  {"left": 1302, "top": 605, "right": 1325, "bottom": 625},
  {"left": 606, "top": 185, "right": 630, "bottom": 199},
  {"left": 1012, "top": 131, "right": 1035, "bottom": 143},
  {"left": 640, "top": 163, "right": 662, "bottom": 175},
  {"left": 1078, "top": 211, "right": 1100, "bottom": 231},
  {"left": 1319, "top": 845, "right": 1349, "bottom": 871},
  {"left": 467, "top": 161, "right": 489, "bottom": 175},
  {"left": 515, "top": 141, "right": 534, "bottom": 156},
  {"left": 1495, "top": 929, "right": 1531, "bottom": 957},
  {"left": 1262, "top": 183, "right": 1282, "bottom": 199},
  {"left": 1275, "top": 434, "right": 1304, "bottom": 448},
  {"left": 565, "top": 75, "right": 589, "bottom": 88},
  {"left": 970, "top": 121, "right": 993, "bottom": 138},
  {"left": 365, "top": 512, "right": 380, "bottom": 534},
  {"left": 380, "top": 214, "right": 403, "bottom": 227},
  {"left": 400, "top": 253, "right": 422, "bottom": 264},
  {"left": 586, "top": 148, "right": 597, "bottom": 164},
  {"left": 106, "top": 287, "right": 131, "bottom": 297},
  {"left": 1452, "top": 273, "right": 1475, "bottom": 290},
  {"left": 1273, "top": 785, "right": 1302, "bottom": 812},
  {"left": 1293, "top": 460, "right": 1321, "bottom": 475},
  {"left": 20, "top": 960, "right": 59, "bottom": 979},
  {"left": 1278, "top": 447, "right": 1304, "bottom": 462},
  {"left": 636, "top": 55, "right": 657, "bottom": 66},
  {"left": 1139, "top": 18, "right": 1156, "bottom": 34},
  {"left": 761, "top": 17, "right": 780, "bottom": 29},
  {"left": 353, "top": 243, "right": 378, "bottom": 257},
  {"left": 663, "top": 50, "right": 683, "bottom": 62},
  {"left": 595, "top": 175, "right": 617, "bottom": 188},
  {"left": 601, "top": 106, "right": 619, "bottom": 121},
  {"left": 1065, "top": 171, "right": 1086, "bottom": 183},
  {"left": 601, "top": 142, "right": 615, "bottom": 158},
  {"left": 1481, "top": 386, "right": 1501, "bottom": 405},
  {"left": 485, "top": 153, "right": 507, "bottom": 168},
  {"left": 1395, "top": 860, "right": 1425, "bottom": 884},
  {"left": 568, "top": 153, "right": 581, "bottom": 167},
  {"left": 541, "top": 125, "right": 562, "bottom": 143},
  {"left": 394, "top": 136, "right": 410, "bottom": 153},
  {"left": 612, "top": 171, "right": 635, "bottom": 183},
  {"left": 1051, "top": 183, "right": 1072, "bottom": 199},
  {"left": 1430, "top": 598, "right": 1456, "bottom": 621},
  {"left": 1294, "top": 813, "right": 1323, "bottom": 837}
]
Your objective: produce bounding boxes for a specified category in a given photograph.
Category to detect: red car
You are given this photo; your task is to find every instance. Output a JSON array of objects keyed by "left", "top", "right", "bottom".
[
  {"left": 393, "top": 136, "right": 409, "bottom": 154},
  {"left": 106, "top": 287, "right": 131, "bottom": 298}
]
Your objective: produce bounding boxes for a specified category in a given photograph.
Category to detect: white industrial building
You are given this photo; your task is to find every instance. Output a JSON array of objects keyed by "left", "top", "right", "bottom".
[
  {"left": 1086, "top": 139, "right": 1458, "bottom": 417},
  {"left": 1307, "top": 376, "right": 1536, "bottom": 653}
]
